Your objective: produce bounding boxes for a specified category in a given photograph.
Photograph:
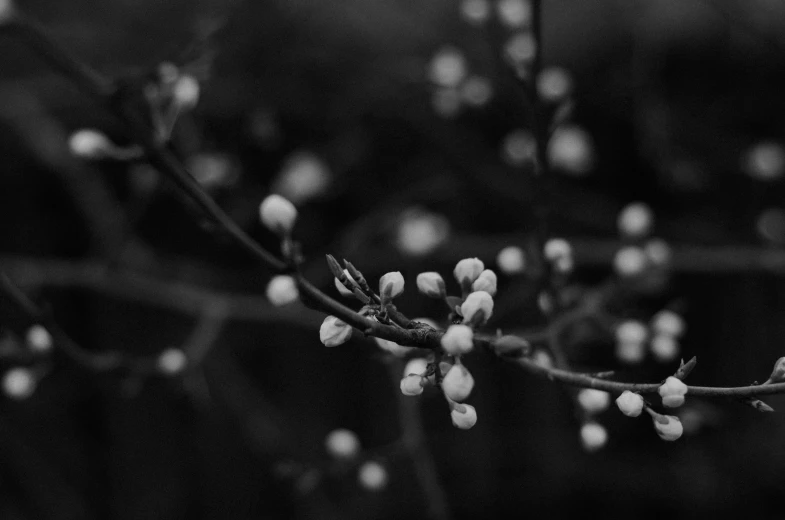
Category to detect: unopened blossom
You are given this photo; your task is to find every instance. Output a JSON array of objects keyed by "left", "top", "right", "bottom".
[
  {"left": 25, "top": 325, "right": 52, "bottom": 353},
  {"left": 615, "top": 391, "right": 644, "bottom": 417},
  {"left": 460, "top": 0, "right": 490, "bottom": 25},
  {"left": 496, "top": 0, "right": 531, "bottom": 28},
  {"left": 653, "top": 414, "right": 683, "bottom": 441},
  {"left": 441, "top": 324, "right": 474, "bottom": 355},
  {"left": 536, "top": 67, "right": 573, "bottom": 104},
  {"left": 335, "top": 271, "right": 356, "bottom": 297},
  {"left": 615, "top": 320, "right": 647, "bottom": 344},
  {"left": 416, "top": 272, "right": 446, "bottom": 298},
  {"left": 472, "top": 269, "right": 498, "bottom": 296},
  {"left": 2, "top": 368, "right": 35, "bottom": 400},
  {"left": 496, "top": 246, "right": 526, "bottom": 274},
  {"left": 320, "top": 316, "right": 352, "bottom": 347},
  {"left": 450, "top": 403, "right": 478, "bottom": 430},
  {"left": 577, "top": 389, "right": 610, "bottom": 414},
  {"left": 461, "top": 291, "right": 494, "bottom": 325},
  {"left": 157, "top": 348, "right": 188, "bottom": 375},
  {"left": 616, "top": 340, "right": 646, "bottom": 364},
  {"left": 272, "top": 151, "right": 331, "bottom": 205},
  {"left": 453, "top": 258, "right": 484, "bottom": 285},
  {"left": 543, "top": 238, "right": 572, "bottom": 263},
  {"left": 379, "top": 272, "right": 404, "bottom": 299},
  {"left": 404, "top": 358, "right": 429, "bottom": 378},
  {"left": 442, "top": 364, "right": 474, "bottom": 402},
  {"left": 651, "top": 310, "right": 685, "bottom": 338},
  {"left": 617, "top": 202, "right": 654, "bottom": 239},
  {"left": 580, "top": 421, "right": 608, "bottom": 452},
  {"left": 613, "top": 246, "right": 647, "bottom": 277},
  {"left": 266, "top": 275, "right": 299, "bottom": 306},
  {"left": 325, "top": 428, "right": 360, "bottom": 459},
  {"left": 400, "top": 374, "right": 424, "bottom": 396},
  {"left": 659, "top": 376, "right": 688, "bottom": 408},
  {"left": 651, "top": 334, "right": 679, "bottom": 363},
  {"left": 644, "top": 239, "right": 672, "bottom": 266},
  {"left": 172, "top": 74, "right": 200, "bottom": 110},
  {"left": 69, "top": 129, "right": 113, "bottom": 159},
  {"left": 259, "top": 194, "right": 297, "bottom": 235},
  {"left": 358, "top": 461, "right": 388, "bottom": 491}
]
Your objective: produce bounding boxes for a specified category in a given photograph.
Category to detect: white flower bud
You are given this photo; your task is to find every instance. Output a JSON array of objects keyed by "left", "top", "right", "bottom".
[
  {"left": 658, "top": 376, "right": 688, "bottom": 408},
  {"left": 613, "top": 246, "right": 647, "bottom": 277},
  {"left": 616, "top": 340, "right": 646, "bottom": 364},
  {"left": 157, "top": 348, "right": 187, "bottom": 375},
  {"left": 69, "top": 129, "right": 113, "bottom": 159},
  {"left": 615, "top": 391, "right": 644, "bottom": 417},
  {"left": 743, "top": 141, "right": 785, "bottom": 181},
  {"left": 650, "top": 334, "right": 679, "bottom": 362},
  {"left": 325, "top": 428, "right": 360, "bottom": 458},
  {"left": 577, "top": 389, "right": 610, "bottom": 414},
  {"left": 543, "top": 238, "right": 572, "bottom": 262},
  {"left": 25, "top": 325, "right": 52, "bottom": 353},
  {"left": 379, "top": 272, "right": 405, "bottom": 299},
  {"left": 173, "top": 74, "right": 200, "bottom": 110},
  {"left": 266, "top": 275, "right": 299, "bottom": 306},
  {"left": 653, "top": 414, "right": 683, "bottom": 441},
  {"left": 2, "top": 368, "right": 35, "bottom": 400},
  {"left": 320, "top": 316, "right": 352, "bottom": 347},
  {"left": 454, "top": 258, "right": 485, "bottom": 285},
  {"left": 651, "top": 310, "right": 685, "bottom": 338},
  {"left": 442, "top": 364, "right": 474, "bottom": 402},
  {"left": 460, "top": 0, "right": 490, "bottom": 24},
  {"left": 396, "top": 208, "right": 450, "bottom": 257},
  {"left": 450, "top": 403, "right": 478, "bottom": 430},
  {"left": 272, "top": 151, "right": 331, "bottom": 205},
  {"left": 615, "top": 320, "right": 647, "bottom": 344},
  {"left": 580, "top": 421, "right": 608, "bottom": 452},
  {"left": 404, "top": 358, "right": 429, "bottom": 377},
  {"left": 374, "top": 337, "right": 412, "bottom": 357},
  {"left": 617, "top": 202, "right": 654, "bottom": 239},
  {"left": 440, "top": 324, "right": 474, "bottom": 355},
  {"left": 496, "top": 246, "right": 526, "bottom": 274},
  {"left": 358, "top": 461, "right": 388, "bottom": 491},
  {"left": 548, "top": 125, "right": 594, "bottom": 176},
  {"left": 429, "top": 47, "right": 467, "bottom": 88},
  {"left": 532, "top": 349, "right": 553, "bottom": 369},
  {"left": 536, "top": 67, "right": 573, "bottom": 104},
  {"left": 259, "top": 194, "right": 297, "bottom": 235},
  {"left": 644, "top": 239, "right": 671, "bottom": 266},
  {"left": 335, "top": 275, "right": 355, "bottom": 297},
  {"left": 496, "top": 0, "right": 531, "bottom": 28},
  {"left": 416, "top": 272, "right": 446, "bottom": 298},
  {"left": 400, "top": 374, "right": 424, "bottom": 396},
  {"left": 472, "top": 269, "right": 498, "bottom": 296},
  {"left": 461, "top": 291, "right": 494, "bottom": 325}
]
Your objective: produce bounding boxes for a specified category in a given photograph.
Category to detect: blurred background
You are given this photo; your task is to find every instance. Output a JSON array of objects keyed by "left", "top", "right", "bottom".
[{"left": 2, "top": 0, "right": 785, "bottom": 518}]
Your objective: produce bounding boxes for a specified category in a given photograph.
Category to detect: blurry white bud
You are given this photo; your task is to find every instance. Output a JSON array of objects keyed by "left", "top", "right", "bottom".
[
  {"left": 502, "top": 129, "right": 535, "bottom": 166},
  {"left": 454, "top": 258, "right": 485, "bottom": 285},
  {"left": 653, "top": 414, "right": 683, "bottom": 441},
  {"left": 460, "top": 0, "right": 490, "bottom": 24},
  {"left": 157, "top": 348, "right": 187, "bottom": 375},
  {"left": 658, "top": 376, "right": 688, "bottom": 408},
  {"left": 651, "top": 310, "right": 685, "bottom": 338},
  {"left": 613, "top": 246, "right": 647, "bottom": 277},
  {"left": 325, "top": 428, "right": 360, "bottom": 458},
  {"left": 650, "top": 334, "right": 679, "bottom": 362},
  {"left": 187, "top": 153, "right": 237, "bottom": 189},
  {"left": 158, "top": 62, "right": 179, "bottom": 85},
  {"left": 544, "top": 238, "right": 572, "bottom": 262},
  {"left": 2, "top": 368, "right": 35, "bottom": 400},
  {"left": 379, "top": 271, "right": 405, "bottom": 299},
  {"left": 756, "top": 208, "right": 785, "bottom": 245},
  {"left": 266, "top": 275, "right": 299, "bottom": 306},
  {"left": 450, "top": 403, "right": 478, "bottom": 429},
  {"left": 615, "top": 320, "right": 647, "bottom": 344},
  {"left": 396, "top": 208, "right": 450, "bottom": 257},
  {"left": 358, "top": 461, "right": 388, "bottom": 491},
  {"left": 548, "top": 125, "right": 594, "bottom": 176},
  {"left": 505, "top": 31, "right": 536, "bottom": 64},
  {"left": 496, "top": 246, "right": 526, "bottom": 274},
  {"left": 615, "top": 391, "right": 644, "bottom": 417},
  {"left": 537, "top": 292, "right": 553, "bottom": 314},
  {"left": 441, "top": 325, "right": 474, "bottom": 355},
  {"left": 552, "top": 255, "right": 574, "bottom": 275},
  {"left": 460, "top": 75, "right": 493, "bottom": 107},
  {"left": 320, "top": 316, "right": 352, "bottom": 347},
  {"left": 400, "top": 374, "right": 424, "bottom": 396},
  {"left": 416, "top": 272, "right": 446, "bottom": 298},
  {"left": 404, "top": 358, "right": 429, "bottom": 377},
  {"left": 429, "top": 47, "right": 467, "bottom": 88},
  {"left": 644, "top": 239, "right": 672, "bottom": 266},
  {"left": 743, "top": 141, "right": 785, "bottom": 181},
  {"left": 461, "top": 291, "right": 494, "bottom": 325},
  {"left": 532, "top": 349, "right": 553, "bottom": 369},
  {"left": 374, "top": 337, "right": 411, "bottom": 357},
  {"left": 0, "top": 0, "right": 15, "bottom": 24},
  {"left": 25, "top": 325, "right": 52, "bottom": 353},
  {"left": 442, "top": 364, "right": 475, "bottom": 402},
  {"left": 432, "top": 87, "right": 462, "bottom": 118},
  {"left": 618, "top": 202, "right": 654, "bottom": 239},
  {"left": 616, "top": 340, "right": 646, "bottom": 364},
  {"left": 472, "top": 270, "right": 497, "bottom": 296},
  {"left": 259, "top": 194, "right": 297, "bottom": 235},
  {"left": 497, "top": 0, "right": 531, "bottom": 28},
  {"left": 536, "top": 67, "right": 572, "bottom": 103},
  {"left": 271, "top": 151, "right": 331, "bottom": 204},
  {"left": 335, "top": 270, "right": 356, "bottom": 297},
  {"left": 173, "top": 74, "right": 200, "bottom": 110},
  {"left": 69, "top": 129, "right": 113, "bottom": 159},
  {"left": 577, "top": 389, "right": 610, "bottom": 414},
  {"left": 580, "top": 421, "right": 608, "bottom": 452}
]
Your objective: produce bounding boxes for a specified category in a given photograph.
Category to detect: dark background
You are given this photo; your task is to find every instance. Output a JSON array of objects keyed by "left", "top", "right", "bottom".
[{"left": 1, "top": 0, "right": 785, "bottom": 518}]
